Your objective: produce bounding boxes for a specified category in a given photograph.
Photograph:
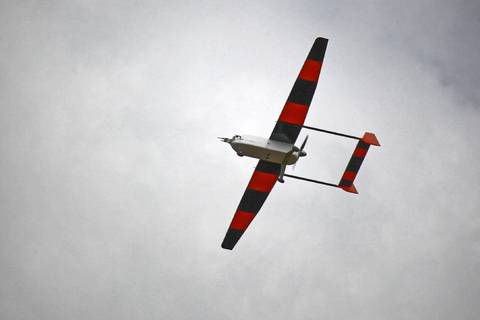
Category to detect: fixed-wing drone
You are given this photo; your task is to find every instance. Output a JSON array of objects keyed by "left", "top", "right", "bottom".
[{"left": 219, "top": 37, "right": 380, "bottom": 250}]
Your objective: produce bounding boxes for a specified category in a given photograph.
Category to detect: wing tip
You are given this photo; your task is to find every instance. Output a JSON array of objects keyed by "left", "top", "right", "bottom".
[
  {"left": 315, "top": 36, "right": 329, "bottom": 42},
  {"left": 308, "top": 37, "right": 329, "bottom": 62},
  {"left": 221, "top": 228, "right": 243, "bottom": 250},
  {"left": 221, "top": 244, "right": 234, "bottom": 250}
]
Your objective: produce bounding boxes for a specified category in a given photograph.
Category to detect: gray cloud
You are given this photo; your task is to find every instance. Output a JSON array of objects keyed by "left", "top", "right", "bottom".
[{"left": 1, "top": 1, "right": 479, "bottom": 319}]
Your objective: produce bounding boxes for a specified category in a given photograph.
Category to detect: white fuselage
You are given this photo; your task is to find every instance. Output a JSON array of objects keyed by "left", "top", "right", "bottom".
[{"left": 228, "top": 135, "right": 300, "bottom": 165}]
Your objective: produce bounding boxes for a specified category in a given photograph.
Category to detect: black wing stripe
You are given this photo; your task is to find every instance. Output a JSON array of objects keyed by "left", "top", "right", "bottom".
[
  {"left": 222, "top": 229, "right": 243, "bottom": 249},
  {"left": 307, "top": 37, "right": 328, "bottom": 61},
  {"left": 269, "top": 121, "right": 302, "bottom": 144},
  {"left": 286, "top": 78, "right": 318, "bottom": 106},
  {"left": 237, "top": 189, "right": 270, "bottom": 213},
  {"left": 256, "top": 160, "right": 282, "bottom": 175}
]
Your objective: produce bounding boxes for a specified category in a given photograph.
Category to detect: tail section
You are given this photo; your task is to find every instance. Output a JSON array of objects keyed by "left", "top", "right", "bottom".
[{"left": 338, "top": 132, "right": 380, "bottom": 193}]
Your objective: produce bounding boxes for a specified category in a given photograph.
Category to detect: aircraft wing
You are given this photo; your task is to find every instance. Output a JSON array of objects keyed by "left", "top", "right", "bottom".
[
  {"left": 269, "top": 37, "right": 328, "bottom": 144},
  {"left": 221, "top": 38, "right": 329, "bottom": 250},
  {"left": 221, "top": 160, "right": 281, "bottom": 250}
]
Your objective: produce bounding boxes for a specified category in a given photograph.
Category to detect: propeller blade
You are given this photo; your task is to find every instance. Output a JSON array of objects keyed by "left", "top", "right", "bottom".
[{"left": 300, "top": 135, "right": 309, "bottom": 152}]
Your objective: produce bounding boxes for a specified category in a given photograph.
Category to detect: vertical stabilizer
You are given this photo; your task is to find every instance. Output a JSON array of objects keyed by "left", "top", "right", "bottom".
[{"left": 338, "top": 132, "right": 380, "bottom": 193}]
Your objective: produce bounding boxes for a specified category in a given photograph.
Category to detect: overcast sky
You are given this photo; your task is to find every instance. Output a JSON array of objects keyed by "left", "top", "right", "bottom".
[{"left": 1, "top": 1, "right": 480, "bottom": 319}]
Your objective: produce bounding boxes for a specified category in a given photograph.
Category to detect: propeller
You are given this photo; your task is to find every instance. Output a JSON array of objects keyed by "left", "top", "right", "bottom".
[{"left": 293, "top": 135, "right": 308, "bottom": 170}]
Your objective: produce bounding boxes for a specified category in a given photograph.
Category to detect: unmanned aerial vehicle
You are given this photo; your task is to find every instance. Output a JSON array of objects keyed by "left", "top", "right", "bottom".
[{"left": 219, "top": 37, "right": 380, "bottom": 250}]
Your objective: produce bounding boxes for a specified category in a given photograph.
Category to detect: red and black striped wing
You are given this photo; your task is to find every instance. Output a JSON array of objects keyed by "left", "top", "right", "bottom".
[
  {"left": 221, "top": 160, "right": 281, "bottom": 250},
  {"left": 270, "top": 37, "right": 328, "bottom": 144}
]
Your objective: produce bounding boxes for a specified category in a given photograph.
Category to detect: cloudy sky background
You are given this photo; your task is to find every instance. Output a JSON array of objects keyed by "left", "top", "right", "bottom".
[{"left": 1, "top": 1, "right": 480, "bottom": 319}]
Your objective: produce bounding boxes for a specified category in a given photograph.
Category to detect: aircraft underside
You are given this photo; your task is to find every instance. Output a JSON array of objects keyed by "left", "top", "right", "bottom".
[{"left": 218, "top": 37, "right": 380, "bottom": 250}]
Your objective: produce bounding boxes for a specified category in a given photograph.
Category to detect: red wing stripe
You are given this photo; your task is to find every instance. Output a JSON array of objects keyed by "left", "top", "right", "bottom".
[
  {"left": 278, "top": 102, "right": 309, "bottom": 125},
  {"left": 298, "top": 59, "right": 322, "bottom": 82},
  {"left": 230, "top": 210, "right": 256, "bottom": 231},
  {"left": 247, "top": 170, "right": 278, "bottom": 192},
  {"left": 342, "top": 170, "right": 357, "bottom": 181},
  {"left": 353, "top": 147, "right": 368, "bottom": 158}
]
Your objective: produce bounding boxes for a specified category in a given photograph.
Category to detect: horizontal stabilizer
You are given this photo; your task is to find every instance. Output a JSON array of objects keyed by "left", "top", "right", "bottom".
[{"left": 338, "top": 132, "right": 380, "bottom": 193}]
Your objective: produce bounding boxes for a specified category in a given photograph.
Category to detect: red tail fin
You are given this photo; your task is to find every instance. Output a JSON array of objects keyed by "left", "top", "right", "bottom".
[{"left": 338, "top": 132, "right": 380, "bottom": 193}]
